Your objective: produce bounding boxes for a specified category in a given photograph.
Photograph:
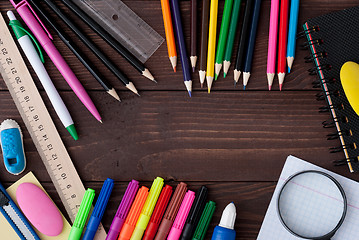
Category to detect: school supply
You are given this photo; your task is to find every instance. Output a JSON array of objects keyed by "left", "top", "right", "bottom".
[
  {"left": 302, "top": 6, "right": 359, "bottom": 172},
  {"left": 198, "top": 0, "right": 210, "bottom": 87},
  {"left": 69, "top": 0, "right": 164, "bottom": 64},
  {"left": 167, "top": 191, "right": 196, "bottom": 240},
  {"left": 0, "top": 119, "right": 26, "bottom": 175},
  {"left": 131, "top": 177, "right": 164, "bottom": 240},
  {"left": 8, "top": 11, "right": 79, "bottom": 140},
  {"left": 190, "top": 0, "right": 198, "bottom": 72},
  {"left": 266, "top": 0, "right": 280, "bottom": 90},
  {"left": 211, "top": 202, "right": 236, "bottom": 240},
  {"left": 192, "top": 201, "right": 216, "bottom": 240},
  {"left": 215, "top": 0, "right": 233, "bottom": 80},
  {"left": 340, "top": 62, "right": 359, "bottom": 116},
  {"left": 26, "top": 2, "right": 120, "bottom": 102},
  {"left": 119, "top": 186, "right": 149, "bottom": 240},
  {"left": 257, "top": 155, "right": 359, "bottom": 239},
  {"left": 206, "top": 0, "right": 219, "bottom": 92},
  {"left": 160, "top": 0, "right": 177, "bottom": 72},
  {"left": 277, "top": 0, "right": 289, "bottom": 90},
  {"left": 286, "top": 0, "right": 300, "bottom": 72},
  {"left": 181, "top": 186, "right": 208, "bottom": 240},
  {"left": 69, "top": 188, "right": 96, "bottom": 240},
  {"left": 155, "top": 182, "right": 187, "bottom": 240},
  {"left": 107, "top": 180, "right": 139, "bottom": 240},
  {"left": 83, "top": 178, "right": 114, "bottom": 240},
  {"left": 9, "top": 0, "right": 102, "bottom": 122},
  {"left": 143, "top": 185, "right": 173, "bottom": 240},
  {"left": 61, "top": 0, "right": 155, "bottom": 82},
  {"left": 223, "top": 0, "right": 241, "bottom": 78},
  {"left": 170, "top": 0, "right": 193, "bottom": 97}
]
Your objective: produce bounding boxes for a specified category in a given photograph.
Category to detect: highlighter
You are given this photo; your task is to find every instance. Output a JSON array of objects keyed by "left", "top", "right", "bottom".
[
  {"left": 118, "top": 186, "right": 149, "bottom": 240},
  {"left": 211, "top": 202, "right": 236, "bottom": 240},
  {"left": 68, "top": 188, "right": 95, "bottom": 240},
  {"left": 143, "top": 185, "right": 173, "bottom": 240},
  {"left": 167, "top": 191, "right": 196, "bottom": 240},
  {"left": 130, "top": 177, "right": 164, "bottom": 240},
  {"left": 83, "top": 178, "right": 114, "bottom": 240},
  {"left": 192, "top": 201, "right": 216, "bottom": 240}
]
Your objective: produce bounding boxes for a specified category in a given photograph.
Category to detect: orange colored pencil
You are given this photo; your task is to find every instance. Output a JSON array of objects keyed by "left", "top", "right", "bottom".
[
  {"left": 160, "top": 0, "right": 177, "bottom": 72},
  {"left": 118, "top": 186, "right": 149, "bottom": 240}
]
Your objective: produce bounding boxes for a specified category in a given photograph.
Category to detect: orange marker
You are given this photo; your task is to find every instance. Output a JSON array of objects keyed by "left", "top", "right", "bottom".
[
  {"left": 160, "top": 0, "right": 177, "bottom": 72},
  {"left": 118, "top": 186, "right": 149, "bottom": 240}
]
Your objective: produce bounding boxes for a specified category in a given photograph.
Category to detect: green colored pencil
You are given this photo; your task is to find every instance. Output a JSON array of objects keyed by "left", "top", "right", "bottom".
[
  {"left": 223, "top": 0, "right": 242, "bottom": 78},
  {"left": 192, "top": 201, "right": 216, "bottom": 240},
  {"left": 214, "top": 0, "right": 234, "bottom": 80}
]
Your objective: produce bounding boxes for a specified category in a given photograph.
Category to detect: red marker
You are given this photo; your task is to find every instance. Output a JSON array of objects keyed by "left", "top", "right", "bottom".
[
  {"left": 143, "top": 185, "right": 173, "bottom": 240},
  {"left": 277, "top": 0, "right": 289, "bottom": 90}
]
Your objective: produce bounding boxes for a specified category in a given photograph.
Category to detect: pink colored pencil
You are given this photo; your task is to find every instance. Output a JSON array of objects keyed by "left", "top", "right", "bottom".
[{"left": 266, "top": 0, "right": 280, "bottom": 91}]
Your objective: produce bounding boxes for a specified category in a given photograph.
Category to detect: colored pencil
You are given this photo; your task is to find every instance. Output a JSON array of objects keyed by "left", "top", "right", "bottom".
[
  {"left": 278, "top": 0, "right": 289, "bottom": 90},
  {"left": 223, "top": 0, "right": 242, "bottom": 78},
  {"left": 266, "top": 0, "right": 280, "bottom": 90},
  {"left": 206, "top": 0, "right": 219, "bottom": 93},
  {"left": 242, "top": 0, "right": 262, "bottom": 89},
  {"left": 198, "top": 0, "right": 210, "bottom": 88},
  {"left": 190, "top": 0, "right": 197, "bottom": 72},
  {"left": 234, "top": 0, "right": 253, "bottom": 85},
  {"left": 171, "top": 0, "right": 193, "bottom": 97},
  {"left": 287, "top": 0, "right": 300, "bottom": 73},
  {"left": 215, "top": 0, "right": 233, "bottom": 80},
  {"left": 161, "top": 0, "right": 178, "bottom": 72}
]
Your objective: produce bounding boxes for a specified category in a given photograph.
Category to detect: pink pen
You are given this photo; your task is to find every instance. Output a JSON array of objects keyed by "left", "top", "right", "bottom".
[
  {"left": 167, "top": 191, "right": 195, "bottom": 240},
  {"left": 266, "top": 0, "right": 280, "bottom": 91},
  {"left": 10, "top": 0, "right": 102, "bottom": 122}
]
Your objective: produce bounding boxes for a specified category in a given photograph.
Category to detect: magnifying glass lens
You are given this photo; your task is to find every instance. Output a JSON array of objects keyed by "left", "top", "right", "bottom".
[{"left": 278, "top": 172, "right": 346, "bottom": 239}]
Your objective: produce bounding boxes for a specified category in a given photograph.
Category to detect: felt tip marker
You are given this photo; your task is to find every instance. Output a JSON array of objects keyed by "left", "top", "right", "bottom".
[
  {"left": 192, "top": 201, "right": 216, "bottom": 240},
  {"left": 211, "top": 202, "right": 236, "bottom": 240}
]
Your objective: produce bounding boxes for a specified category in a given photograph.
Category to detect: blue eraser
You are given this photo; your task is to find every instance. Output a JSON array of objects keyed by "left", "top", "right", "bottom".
[{"left": 0, "top": 119, "right": 26, "bottom": 175}]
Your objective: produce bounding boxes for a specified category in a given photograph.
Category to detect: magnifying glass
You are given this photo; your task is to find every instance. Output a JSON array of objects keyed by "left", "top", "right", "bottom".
[{"left": 277, "top": 170, "right": 347, "bottom": 240}]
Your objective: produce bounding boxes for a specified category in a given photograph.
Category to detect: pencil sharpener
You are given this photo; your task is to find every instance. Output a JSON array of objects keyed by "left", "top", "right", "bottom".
[{"left": 0, "top": 119, "right": 26, "bottom": 175}]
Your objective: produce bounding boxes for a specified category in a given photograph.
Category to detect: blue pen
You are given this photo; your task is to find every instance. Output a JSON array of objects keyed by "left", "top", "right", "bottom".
[
  {"left": 286, "top": 0, "right": 300, "bottom": 73},
  {"left": 83, "top": 178, "right": 114, "bottom": 240}
]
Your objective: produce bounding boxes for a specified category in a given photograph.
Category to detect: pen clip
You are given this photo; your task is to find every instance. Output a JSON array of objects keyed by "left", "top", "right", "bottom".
[
  {"left": 9, "top": 21, "right": 45, "bottom": 63},
  {"left": 11, "top": 0, "right": 53, "bottom": 40}
]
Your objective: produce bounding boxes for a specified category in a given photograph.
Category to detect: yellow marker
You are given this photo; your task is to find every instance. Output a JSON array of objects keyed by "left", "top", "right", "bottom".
[
  {"left": 206, "top": 0, "right": 219, "bottom": 93},
  {"left": 130, "top": 177, "right": 164, "bottom": 240},
  {"left": 340, "top": 61, "right": 359, "bottom": 116}
]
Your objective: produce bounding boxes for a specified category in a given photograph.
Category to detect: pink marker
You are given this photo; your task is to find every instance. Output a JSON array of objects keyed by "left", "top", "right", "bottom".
[
  {"left": 10, "top": 0, "right": 102, "bottom": 122},
  {"left": 266, "top": 0, "right": 280, "bottom": 91},
  {"left": 167, "top": 191, "right": 195, "bottom": 240}
]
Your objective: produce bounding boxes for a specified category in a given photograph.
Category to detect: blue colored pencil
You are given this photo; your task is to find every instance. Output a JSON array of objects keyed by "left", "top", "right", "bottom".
[
  {"left": 286, "top": 0, "right": 300, "bottom": 73},
  {"left": 242, "top": 0, "right": 262, "bottom": 89},
  {"left": 170, "top": 0, "right": 192, "bottom": 97}
]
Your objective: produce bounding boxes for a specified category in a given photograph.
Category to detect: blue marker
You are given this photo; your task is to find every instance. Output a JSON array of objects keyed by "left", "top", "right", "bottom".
[
  {"left": 286, "top": 0, "right": 300, "bottom": 73},
  {"left": 211, "top": 202, "right": 236, "bottom": 240},
  {"left": 83, "top": 178, "right": 114, "bottom": 240}
]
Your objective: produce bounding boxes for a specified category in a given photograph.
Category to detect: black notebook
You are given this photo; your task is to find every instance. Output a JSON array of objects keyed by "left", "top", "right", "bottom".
[{"left": 303, "top": 6, "right": 359, "bottom": 172}]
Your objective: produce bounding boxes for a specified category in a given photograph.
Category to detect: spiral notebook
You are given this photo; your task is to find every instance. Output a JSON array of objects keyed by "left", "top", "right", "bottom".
[
  {"left": 257, "top": 155, "right": 359, "bottom": 239},
  {"left": 303, "top": 6, "right": 359, "bottom": 172}
]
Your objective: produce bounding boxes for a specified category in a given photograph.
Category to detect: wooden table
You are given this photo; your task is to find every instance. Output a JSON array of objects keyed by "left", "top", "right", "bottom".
[{"left": 0, "top": 0, "right": 358, "bottom": 239}]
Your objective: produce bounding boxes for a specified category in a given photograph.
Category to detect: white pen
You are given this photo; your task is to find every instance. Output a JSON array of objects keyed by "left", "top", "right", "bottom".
[{"left": 7, "top": 11, "right": 78, "bottom": 140}]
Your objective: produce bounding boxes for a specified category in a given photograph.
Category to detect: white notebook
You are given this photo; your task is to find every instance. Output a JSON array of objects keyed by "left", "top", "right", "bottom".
[{"left": 257, "top": 155, "right": 359, "bottom": 240}]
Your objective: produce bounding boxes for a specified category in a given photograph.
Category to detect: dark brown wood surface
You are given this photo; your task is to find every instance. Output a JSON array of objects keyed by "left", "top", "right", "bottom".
[{"left": 0, "top": 0, "right": 359, "bottom": 239}]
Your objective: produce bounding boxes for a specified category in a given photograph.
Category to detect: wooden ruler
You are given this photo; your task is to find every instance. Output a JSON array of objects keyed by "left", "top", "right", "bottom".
[{"left": 0, "top": 12, "right": 106, "bottom": 239}]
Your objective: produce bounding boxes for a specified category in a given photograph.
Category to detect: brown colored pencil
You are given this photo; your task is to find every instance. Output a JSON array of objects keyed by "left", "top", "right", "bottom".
[
  {"left": 190, "top": 0, "right": 197, "bottom": 72},
  {"left": 198, "top": 0, "right": 210, "bottom": 88}
]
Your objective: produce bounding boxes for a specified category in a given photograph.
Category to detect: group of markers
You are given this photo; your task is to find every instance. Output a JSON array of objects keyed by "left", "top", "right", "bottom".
[
  {"left": 161, "top": 0, "right": 300, "bottom": 94},
  {"left": 6, "top": 0, "right": 156, "bottom": 141},
  {"left": 69, "top": 177, "right": 237, "bottom": 240}
]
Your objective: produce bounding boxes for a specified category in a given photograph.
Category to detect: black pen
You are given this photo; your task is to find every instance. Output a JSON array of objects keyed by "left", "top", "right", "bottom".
[
  {"left": 180, "top": 186, "right": 208, "bottom": 240},
  {"left": 60, "top": 0, "right": 156, "bottom": 83}
]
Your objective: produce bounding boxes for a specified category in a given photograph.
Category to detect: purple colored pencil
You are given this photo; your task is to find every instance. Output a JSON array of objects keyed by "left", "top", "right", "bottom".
[
  {"left": 170, "top": 0, "right": 193, "bottom": 97},
  {"left": 106, "top": 180, "right": 139, "bottom": 240}
]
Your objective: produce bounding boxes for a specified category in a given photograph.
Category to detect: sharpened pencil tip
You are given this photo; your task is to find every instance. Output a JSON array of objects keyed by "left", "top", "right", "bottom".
[
  {"left": 152, "top": 79, "right": 158, "bottom": 83},
  {"left": 173, "top": 67, "right": 176, "bottom": 72},
  {"left": 99, "top": 120, "right": 103, "bottom": 124},
  {"left": 279, "top": 84, "right": 283, "bottom": 91},
  {"left": 268, "top": 84, "right": 272, "bottom": 91},
  {"left": 223, "top": 72, "right": 226, "bottom": 78},
  {"left": 136, "top": 92, "right": 141, "bottom": 97},
  {"left": 287, "top": 67, "right": 291, "bottom": 73},
  {"left": 188, "top": 90, "right": 192, "bottom": 97},
  {"left": 234, "top": 80, "right": 237, "bottom": 87},
  {"left": 243, "top": 85, "right": 246, "bottom": 90},
  {"left": 192, "top": 67, "right": 195, "bottom": 73},
  {"left": 208, "top": 88, "right": 211, "bottom": 94},
  {"left": 201, "top": 83, "right": 203, "bottom": 88}
]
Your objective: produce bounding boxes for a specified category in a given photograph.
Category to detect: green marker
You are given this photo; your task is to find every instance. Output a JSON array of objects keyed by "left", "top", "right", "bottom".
[
  {"left": 223, "top": 0, "right": 242, "bottom": 78},
  {"left": 68, "top": 188, "right": 95, "bottom": 240},
  {"left": 214, "top": 0, "right": 234, "bottom": 80},
  {"left": 192, "top": 201, "right": 216, "bottom": 240}
]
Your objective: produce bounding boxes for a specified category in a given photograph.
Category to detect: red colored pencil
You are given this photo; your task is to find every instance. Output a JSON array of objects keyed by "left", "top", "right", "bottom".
[{"left": 277, "top": 0, "right": 289, "bottom": 90}]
